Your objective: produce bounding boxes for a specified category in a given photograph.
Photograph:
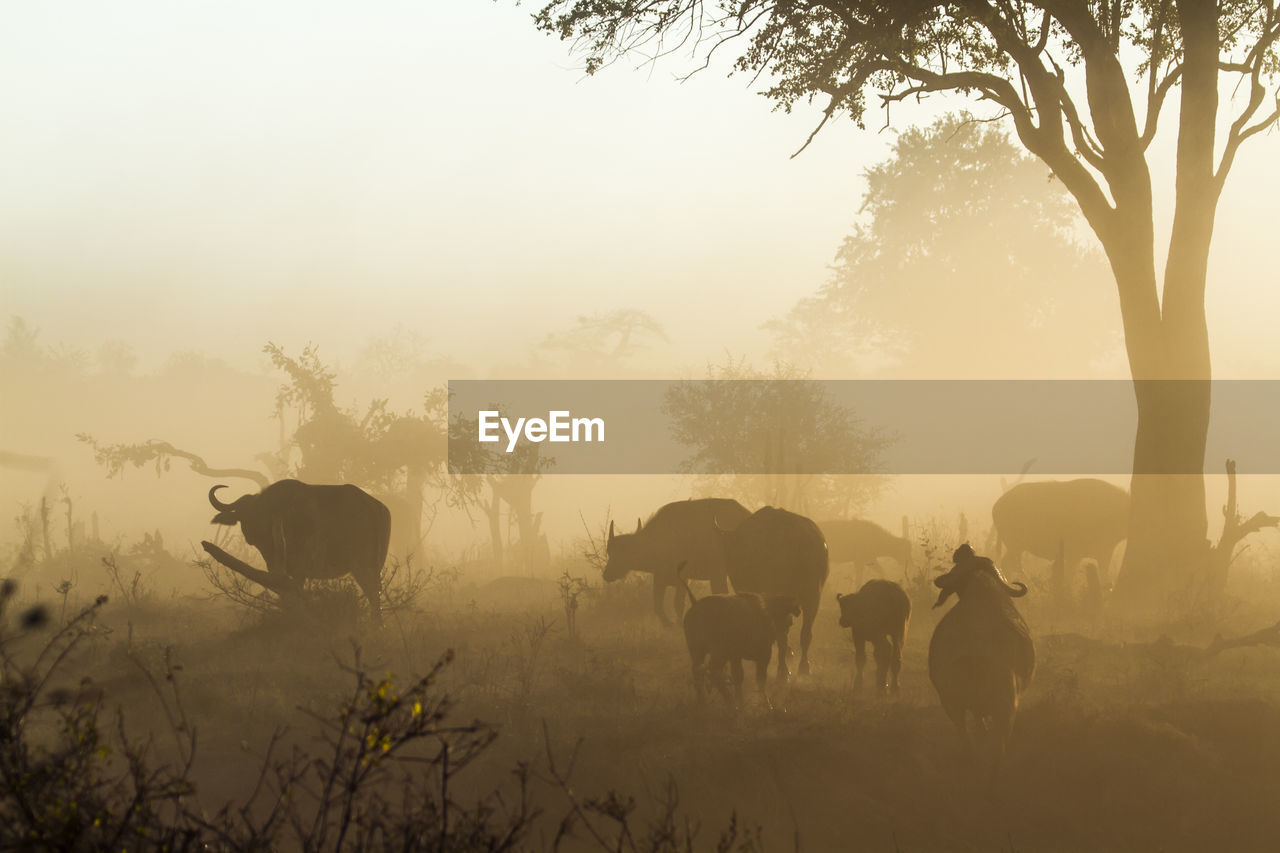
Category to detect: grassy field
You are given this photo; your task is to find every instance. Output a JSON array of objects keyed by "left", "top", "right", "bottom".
[{"left": 8, "top": 551, "right": 1280, "bottom": 852}]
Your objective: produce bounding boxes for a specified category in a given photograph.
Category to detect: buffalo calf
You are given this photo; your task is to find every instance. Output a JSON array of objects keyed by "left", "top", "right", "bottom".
[
  {"left": 836, "top": 579, "right": 911, "bottom": 694},
  {"left": 682, "top": 592, "right": 799, "bottom": 709}
]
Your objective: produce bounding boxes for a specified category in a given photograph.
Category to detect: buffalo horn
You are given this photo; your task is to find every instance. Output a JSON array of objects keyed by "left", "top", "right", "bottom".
[
  {"left": 208, "top": 484, "right": 234, "bottom": 512},
  {"left": 982, "top": 559, "right": 1029, "bottom": 597}
]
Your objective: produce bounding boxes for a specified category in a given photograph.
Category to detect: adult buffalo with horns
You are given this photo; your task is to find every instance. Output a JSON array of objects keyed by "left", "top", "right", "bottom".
[
  {"left": 715, "top": 506, "right": 829, "bottom": 677},
  {"left": 206, "top": 479, "right": 391, "bottom": 617},
  {"left": 929, "top": 544, "right": 1035, "bottom": 773}
]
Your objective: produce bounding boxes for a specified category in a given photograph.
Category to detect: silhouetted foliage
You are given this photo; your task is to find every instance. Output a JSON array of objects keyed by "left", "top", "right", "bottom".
[
  {"left": 663, "top": 357, "right": 889, "bottom": 515},
  {"left": 1, "top": 316, "right": 89, "bottom": 374},
  {"left": 0, "top": 583, "right": 773, "bottom": 852}
]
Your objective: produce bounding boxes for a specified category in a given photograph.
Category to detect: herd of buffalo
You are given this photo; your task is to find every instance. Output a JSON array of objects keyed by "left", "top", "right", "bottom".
[
  {"left": 199, "top": 478, "right": 1132, "bottom": 769},
  {"left": 605, "top": 499, "right": 1038, "bottom": 770}
]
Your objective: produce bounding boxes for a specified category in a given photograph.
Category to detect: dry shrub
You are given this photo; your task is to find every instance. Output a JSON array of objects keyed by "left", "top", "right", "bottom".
[{"left": 0, "top": 580, "right": 776, "bottom": 852}]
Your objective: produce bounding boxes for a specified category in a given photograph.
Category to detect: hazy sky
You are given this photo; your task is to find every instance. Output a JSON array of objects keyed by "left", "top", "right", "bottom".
[{"left": 1, "top": 0, "right": 1276, "bottom": 377}]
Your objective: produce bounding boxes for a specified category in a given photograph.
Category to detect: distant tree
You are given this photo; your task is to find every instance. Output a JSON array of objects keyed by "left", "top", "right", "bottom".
[
  {"left": 356, "top": 325, "right": 431, "bottom": 379},
  {"left": 769, "top": 114, "right": 1117, "bottom": 377},
  {"left": 1, "top": 317, "right": 88, "bottom": 374},
  {"left": 533, "top": 309, "right": 669, "bottom": 375},
  {"left": 1, "top": 317, "right": 42, "bottom": 362},
  {"left": 159, "top": 350, "right": 231, "bottom": 376},
  {"left": 95, "top": 341, "right": 138, "bottom": 377},
  {"left": 354, "top": 327, "right": 475, "bottom": 411},
  {"left": 536, "top": 0, "right": 1280, "bottom": 611},
  {"left": 663, "top": 357, "right": 890, "bottom": 516}
]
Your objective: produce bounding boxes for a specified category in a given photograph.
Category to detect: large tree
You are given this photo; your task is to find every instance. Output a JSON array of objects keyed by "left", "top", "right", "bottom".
[{"left": 536, "top": 0, "right": 1279, "bottom": 612}]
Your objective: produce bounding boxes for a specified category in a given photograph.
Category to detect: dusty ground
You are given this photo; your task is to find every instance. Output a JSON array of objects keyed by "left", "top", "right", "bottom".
[{"left": 14, "top": 556, "right": 1280, "bottom": 852}]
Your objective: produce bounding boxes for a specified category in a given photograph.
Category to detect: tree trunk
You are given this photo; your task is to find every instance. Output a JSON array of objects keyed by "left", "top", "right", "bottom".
[
  {"left": 404, "top": 465, "right": 426, "bottom": 555},
  {"left": 493, "top": 475, "right": 548, "bottom": 572},
  {"left": 1038, "top": 0, "right": 1223, "bottom": 618},
  {"left": 485, "top": 488, "right": 504, "bottom": 571},
  {"left": 1112, "top": 333, "right": 1213, "bottom": 613}
]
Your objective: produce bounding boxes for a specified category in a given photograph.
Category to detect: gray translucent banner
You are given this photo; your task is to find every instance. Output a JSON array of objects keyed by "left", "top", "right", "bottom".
[{"left": 447, "top": 380, "right": 1279, "bottom": 475}]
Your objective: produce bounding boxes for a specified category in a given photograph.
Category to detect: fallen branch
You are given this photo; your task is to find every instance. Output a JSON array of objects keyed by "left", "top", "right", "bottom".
[
  {"left": 200, "top": 541, "right": 300, "bottom": 597},
  {"left": 1206, "top": 619, "right": 1280, "bottom": 657},
  {"left": 1200, "top": 459, "right": 1280, "bottom": 603},
  {"left": 1218, "top": 459, "right": 1280, "bottom": 553}
]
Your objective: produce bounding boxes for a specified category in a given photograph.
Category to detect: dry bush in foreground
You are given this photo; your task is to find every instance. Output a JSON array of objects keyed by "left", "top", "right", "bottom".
[{"left": 0, "top": 581, "right": 772, "bottom": 852}]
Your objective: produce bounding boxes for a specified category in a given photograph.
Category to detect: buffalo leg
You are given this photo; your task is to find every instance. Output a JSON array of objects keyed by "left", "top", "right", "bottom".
[
  {"left": 1000, "top": 545, "right": 1024, "bottom": 580},
  {"left": 754, "top": 660, "right": 771, "bottom": 710},
  {"left": 798, "top": 606, "right": 815, "bottom": 675},
  {"left": 730, "top": 659, "right": 745, "bottom": 707},
  {"left": 1064, "top": 548, "right": 1085, "bottom": 607},
  {"left": 889, "top": 631, "right": 904, "bottom": 694},
  {"left": 986, "top": 671, "right": 1019, "bottom": 775},
  {"left": 689, "top": 650, "right": 707, "bottom": 704},
  {"left": 942, "top": 700, "right": 972, "bottom": 758},
  {"left": 357, "top": 571, "right": 383, "bottom": 626},
  {"left": 710, "top": 570, "right": 729, "bottom": 595},
  {"left": 1049, "top": 544, "right": 1079, "bottom": 609},
  {"left": 673, "top": 581, "right": 688, "bottom": 622},
  {"left": 872, "top": 638, "right": 890, "bottom": 695},
  {"left": 1096, "top": 545, "right": 1115, "bottom": 592},
  {"left": 708, "top": 654, "right": 731, "bottom": 703},
  {"left": 853, "top": 638, "right": 866, "bottom": 691},
  {"left": 652, "top": 578, "right": 671, "bottom": 626}
]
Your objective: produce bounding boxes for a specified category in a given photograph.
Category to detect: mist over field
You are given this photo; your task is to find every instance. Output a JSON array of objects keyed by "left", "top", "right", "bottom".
[{"left": 3, "top": 2, "right": 1280, "bottom": 851}]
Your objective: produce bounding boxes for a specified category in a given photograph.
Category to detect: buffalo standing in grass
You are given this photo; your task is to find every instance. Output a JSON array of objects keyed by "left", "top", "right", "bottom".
[
  {"left": 929, "top": 545, "right": 1035, "bottom": 772},
  {"left": 603, "top": 498, "right": 751, "bottom": 625},
  {"left": 717, "top": 506, "right": 829, "bottom": 676},
  {"left": 992, "top": 478, "right": 1128, "bottom": 592},
  {"left": 836, "top": 579, "right": 911, "bottom": 695},
  {"left": 820, "top": 518, "right": 912, "bottom": 587},
  {"left": 207, "top": 479, "right": 391, "bottom": 618}
]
